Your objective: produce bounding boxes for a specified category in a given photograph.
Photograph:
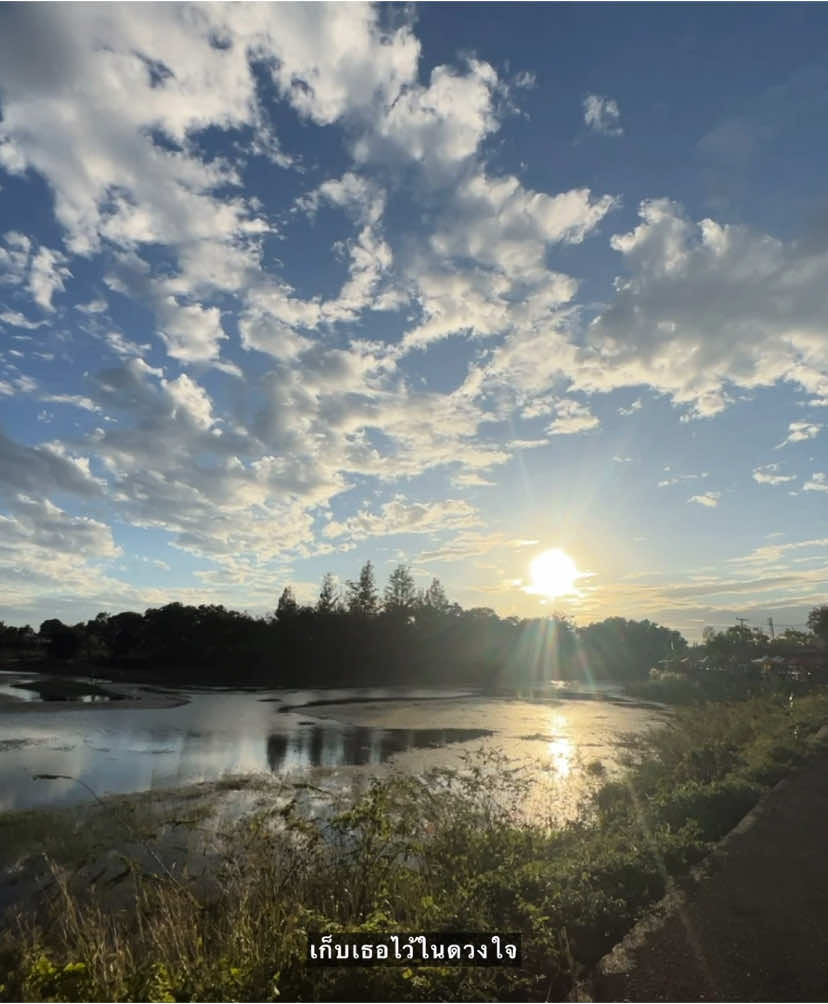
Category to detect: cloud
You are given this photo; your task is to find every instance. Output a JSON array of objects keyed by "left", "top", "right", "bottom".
[
  {"left": 40, "top": 394, "right": 102, "bottom": 413},
  {"left": 775, "top": 421, "right": 822, "bottom": 448},
  {"left": 28, "top": 245, "right": 70, "bottom": 310},
  {"left": 451, "top": 472, "right": 496, "bottom": 487},
  {"left": 545, "top": 398, "right": 599, "bottom": 435},
  {"left": 157, "top": 298, "right": 226, "bottom": 364},
  {"left": 0, "top": 430, "right": 102, "bottom": 500},
  {"left": 323, "top": 497, "right": 481, "bottom": 542},
  {"left": 583, "top": 94, "right": 623, "bottom": 136},
  {"left": 576, "top": 200, "right": 828, "bottom": 419},
  {"left": 0, "top": 232, "right": 69, "bottom": 312},
  {"left": 402, "top": 172, "right": 616, "bottom": 352},
  {"left": 688, "top": 492, "right": 721, "bottom": 508},
  {"left": 658, "top": 473, "right": 707, "bottom": 487},
  {"left": 0, "top": 310, "right": 44, "bottom": 329},
  {"left": 617, "top": 397, "right": 642, "bottom": 416},
  {"left": 0, "top": 494, "right": 119, "bottom": 559},
  {"left": 753, "top": 464, "right": 796, "bottom": 486},
  {"left": 803, "top": 472, "right": 828, "bottom": 493}
]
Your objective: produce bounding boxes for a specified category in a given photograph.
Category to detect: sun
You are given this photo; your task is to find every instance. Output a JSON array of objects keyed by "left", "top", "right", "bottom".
[{"left": 528, "top": 548, "right": 579, "bottom": 600}]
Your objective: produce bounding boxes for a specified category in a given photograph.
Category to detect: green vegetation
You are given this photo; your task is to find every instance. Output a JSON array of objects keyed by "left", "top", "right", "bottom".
[{"left": 3, "top": 690, "right": 828, "bottom": 1002}]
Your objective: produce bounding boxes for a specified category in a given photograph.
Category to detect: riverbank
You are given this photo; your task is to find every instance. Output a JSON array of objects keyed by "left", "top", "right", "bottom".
[
  {"left": 1, "top": 688, "right": 827, "bottom": 1001},
  {"left": 0, "top": 673, "right": 188, "bottom": 712},
  {"left": 588, "top": 725, "right": 828, "bottom": 1000}
]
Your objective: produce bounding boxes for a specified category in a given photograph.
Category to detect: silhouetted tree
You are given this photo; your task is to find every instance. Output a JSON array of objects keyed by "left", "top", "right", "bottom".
[
  {"left": 276, "top": 587, "right": 299, "bottom": 620},
  {"left": 316, "top": 573, "right": 340, "bottom": 615},
  {"left": 807, "top": 605, "right": 828, "bottom": 644},
  {"left": 384, "top": 564, "right": 417, "bottom": 617},
  {"left": 39, "top": 618, "right": 81, "bottom": 660},
  {"left": 346, "top": 561, "right": 379, "bottom": 617},
  {"left": 421, "top": 577, "right": 450, "bottom": 614}
]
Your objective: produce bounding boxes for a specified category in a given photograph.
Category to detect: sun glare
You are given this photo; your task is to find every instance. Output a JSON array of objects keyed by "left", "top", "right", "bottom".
[{"left": 528, "top": 548, "right": 579, "bottom": 600}]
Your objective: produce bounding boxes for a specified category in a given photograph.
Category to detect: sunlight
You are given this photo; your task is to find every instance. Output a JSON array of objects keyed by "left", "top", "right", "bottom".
[
  {"left": 547, "top": 737, "right": 573, "bottom": 777},
  {"left": 527, "top": 548, "right": 580, "bottom": 600}
]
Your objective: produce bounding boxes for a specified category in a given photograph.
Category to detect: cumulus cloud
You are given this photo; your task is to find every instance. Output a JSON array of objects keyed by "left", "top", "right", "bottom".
[
  {"left": 576, "top": 200, "right": 828, "bottom": 419},
  {"left": 583, "top": 94, "right": 623, "bottom": 136}
]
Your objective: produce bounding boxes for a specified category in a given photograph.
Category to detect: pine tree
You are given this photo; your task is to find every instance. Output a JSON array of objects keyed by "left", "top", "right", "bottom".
[
  {"left": 384, "top": 564, "right": 417, "bottom": 616},
  {"left": 346, "top": 561, "right": 379, "bottom": 616},
  {"left": 276, "top": 586, "right": 298, "bottom": 620},
  {"left": 317, "top": 572, "right": 340, "bottom": 615},
  {"left": 422, "top": 577, "right": 450, "bottom": 614}
]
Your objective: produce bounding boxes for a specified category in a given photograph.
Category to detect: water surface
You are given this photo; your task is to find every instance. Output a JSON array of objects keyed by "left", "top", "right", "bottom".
[{"left": 0, "top": 678, "right": 664, "bottom": 818}]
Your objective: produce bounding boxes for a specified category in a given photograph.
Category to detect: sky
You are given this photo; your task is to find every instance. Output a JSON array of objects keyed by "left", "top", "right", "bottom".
[{"left": 1, "top": 3, "right": 827, "bottom": 640}]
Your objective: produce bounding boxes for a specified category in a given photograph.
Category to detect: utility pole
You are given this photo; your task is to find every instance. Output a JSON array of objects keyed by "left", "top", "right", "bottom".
[
  {"left": 736, "top": 617, "right": 748, "bottom": 629},
  {"left": 768, "top": 616, "right": 775, "bottom": 640}
]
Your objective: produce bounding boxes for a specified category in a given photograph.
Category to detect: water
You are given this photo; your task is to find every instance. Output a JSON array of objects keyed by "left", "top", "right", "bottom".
[{"left": 0, "top": 679, "right": 664, "bottom": 817}]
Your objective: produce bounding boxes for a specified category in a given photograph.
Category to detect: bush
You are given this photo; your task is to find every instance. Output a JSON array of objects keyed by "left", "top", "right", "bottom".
[{"left": 4, "top": 692, "right": 828, "bottom": 1001}]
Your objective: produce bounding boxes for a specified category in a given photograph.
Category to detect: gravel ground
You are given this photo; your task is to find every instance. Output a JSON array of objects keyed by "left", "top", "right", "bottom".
[{"left": 589, "top": 747, "right": 828, "bottom": 1001}]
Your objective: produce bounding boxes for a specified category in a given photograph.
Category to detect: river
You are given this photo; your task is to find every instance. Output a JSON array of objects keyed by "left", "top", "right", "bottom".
[{"left": 0, "top": 673, "right": 665, "bottom": 820}]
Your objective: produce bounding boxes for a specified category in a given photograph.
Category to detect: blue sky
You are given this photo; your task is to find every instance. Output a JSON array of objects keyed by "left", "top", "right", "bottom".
[{"left": 1, "top": 3, "right": 827, "bottom": 638}]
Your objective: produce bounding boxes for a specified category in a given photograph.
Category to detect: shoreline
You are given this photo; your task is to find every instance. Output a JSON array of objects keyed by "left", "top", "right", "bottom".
[{"left": 0, "top": 678, "right": 189, "bottom": 713}]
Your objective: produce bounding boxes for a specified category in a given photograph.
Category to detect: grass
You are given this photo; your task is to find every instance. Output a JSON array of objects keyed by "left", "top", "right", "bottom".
[{"left": 2, "top": 690, "right": 828, "bottom": 1001}]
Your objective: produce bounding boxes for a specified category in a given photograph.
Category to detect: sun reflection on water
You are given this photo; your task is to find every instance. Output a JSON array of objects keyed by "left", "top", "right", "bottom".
[{"left": 547, "top": 736, "right": 574, "bottom": 777}]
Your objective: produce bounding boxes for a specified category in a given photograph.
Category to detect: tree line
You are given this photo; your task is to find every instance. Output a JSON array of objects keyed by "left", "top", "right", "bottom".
[{"left": 0, "top": 560, "right": 760, "bottom": 691}]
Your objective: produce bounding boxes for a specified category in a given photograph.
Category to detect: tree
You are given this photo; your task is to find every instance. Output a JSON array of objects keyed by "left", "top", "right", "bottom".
[
  {"left": 346, "top": 561, "right": 379, "bottom": 617},
  {"left": 384, "top": 564, "right": 417, "bottom": 617},
  {"left": 421, "top": 577, "right": 450, "bottom": 614},
  {"left": 807, "top": 605, "right": 828, "bottom": 644},
  {"left": 276, "top": 586, "right": 298, "bottom": 620},
  {"left": 39, "top": 618, "right": 80, "bottom": 660},
  {"left": 316, "top": 572, "right": 341, "bottom": 615}
]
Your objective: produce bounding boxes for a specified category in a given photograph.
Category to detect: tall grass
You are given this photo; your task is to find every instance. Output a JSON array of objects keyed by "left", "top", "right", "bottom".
[{"left": 2, "top": 691, "right": 827, "bottom": 1002}]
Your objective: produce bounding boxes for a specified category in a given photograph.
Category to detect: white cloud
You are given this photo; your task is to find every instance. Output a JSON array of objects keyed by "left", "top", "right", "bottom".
[
  {"left": 775, "top": 421, "right": 822, "bottom": 448},
  {"left": 803, "top": 472, "right": 828, "bottom": 493},
  {"left": 74, "top": 298, "right": 108, "bottom": 315},
  {"left": 577, "top": 200, "right": 828, "bottom": 419},
  {"left": 688, "top": 492, "right": 721, "bottom": 508},
  {"left": 323, "top": 497, "right": 481, "bottom": 541},
  {"left": 752, "top": 464, "right": 796, "bottom": 486},
  {"left": 0, "top": 232, "right": 69, "bottom": 313},
  {"left": 452, "top": 472, "right": 496, "bottom": 487},
  {"left": 352, "top": 58, "right": 499, "bottom": 171},
  {"left": 41, "top": 393, "right": 102, "bottom": 413},
  {"left": 658, "top": 473, "right": 707, "bottom": 487},
  {"left": 28, "top": 245, "right": 70, "bottom": 311},
  {"left": 158, "top": 298, "right": 226, "bottom": 364},
  {"left": 583, "top": 94, "right": 623, "bottom": 136},
  {"left": 0, "top": 310, "right": 44, "bottom": 329},
  {"left": 546, "top": 398, "right": 599, "bottom": 435}
]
